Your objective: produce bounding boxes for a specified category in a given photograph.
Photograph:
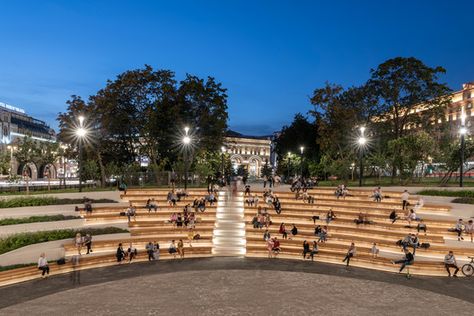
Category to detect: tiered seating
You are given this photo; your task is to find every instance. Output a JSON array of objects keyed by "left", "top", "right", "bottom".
[
  {"left": 244, "top": 188, "right": 471, "bottom": 276},
  {"left": 0, "top": 188, "right": 218, "bottom": 287}
]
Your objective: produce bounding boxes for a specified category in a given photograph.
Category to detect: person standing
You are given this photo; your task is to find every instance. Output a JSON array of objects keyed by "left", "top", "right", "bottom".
[
  {"left": 370, "top": 242, "right": 379, "bottom": 259},
  {"left": 153, "top": 241, "right": 160, "bottom": 260},
  {"left": 74, "top": 233, "right": 83, "bottom": 255},
  {"left": 83, "top": 234, "right": 92, "bottom": 254},
  {"left": 444, "top": 251, "right": 459, "bottom": 277},
  {"left": 71, "top": 254, "right": 80, "bottom": 285},
  {"left": 310, "top": 241, "right": 319, "bottom": 261},
  {"left": 127, "top": 243, "right": 137, "bottom": 264},
  {"left": 465, "top": 219, "right": 474, "bottom": 243},
  {"left": 177, "top": 239, "right": 185, "bottom": 259},
  {"left": 302, "top": 240, "right": 310, "bottom": 259},
  {"left": 38, "top": 253, "right": 50, "bottom": 278},
  {"left": 401, "top": 190, "right": 410, "bottom": 211},
  {"left": 146, "top": 242, "right": 155, "bottom": 261},
  {"left": 342, "top": 243, "right": 356, "bottom": 267},
  {"left": 454, "top": 219, "right": 464, "bottom": 241},
  {"left": 116, "top": 243, "right": 126, "bottom": 264}
]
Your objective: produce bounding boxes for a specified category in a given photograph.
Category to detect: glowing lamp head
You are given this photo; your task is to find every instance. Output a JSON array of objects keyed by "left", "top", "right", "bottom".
[
  {"left": 184, "top": 126, "right": 190, "bottom": 135},
  {"left": 76, "top": 127, "right": 87, "bottom": 137},
  {"left": 300, "top": 146, "right": 304, "bottom": 154},
  {"left": 221, "top": 146, "right": 226, "bottom": 153},
  {"left": 460, "top": 127, "right": 468, "bottom": 135},
  {"left": 78, "top": 116, "right": 85, "bottom": 126},
  {"left": 183, "top": 136, "right": 191, "bottom": 145},
  {"left": 358, "top": 137, "right": 367, "bottom": 145},
  {"left": 360, "top": 126, "right": 366, "bottom": 134},
  {"left": 287, "top": 151, "right": 292, "bottom": 157}
]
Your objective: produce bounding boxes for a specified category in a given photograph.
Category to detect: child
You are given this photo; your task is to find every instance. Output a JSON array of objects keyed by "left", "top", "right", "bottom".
[{"left": 370, "top": 242, "right": 379, "bottom": 259}]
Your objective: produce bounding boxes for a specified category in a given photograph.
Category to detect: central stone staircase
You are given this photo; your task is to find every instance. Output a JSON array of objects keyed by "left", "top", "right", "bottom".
[{"left": 212, "top": 190, "right": 246, "bottom": 256}]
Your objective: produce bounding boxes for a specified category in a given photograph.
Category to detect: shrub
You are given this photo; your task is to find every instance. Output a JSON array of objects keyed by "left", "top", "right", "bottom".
[
  {"left": 416, "top": 190, "right": 474, "bottom": 198},
  {"left": 0, "top": 215, "right": 81, "bottom": 226},
  {"left": 0, "top": 263, "right": 35, "bottom": 272},
  {"left": 0, "top": 197, "right": 117, "bottom": 208},
  {"left": 451, "top": 197, "right": 474, "bottom": 204},
  {"left": 0, "top": 227, "right": 128, "bottom": 255}
]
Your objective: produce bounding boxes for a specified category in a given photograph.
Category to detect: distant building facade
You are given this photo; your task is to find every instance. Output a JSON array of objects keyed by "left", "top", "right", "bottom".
[
  {"left": 0, "top": 101, "right": 58, "bottom": 180},
  {"left": 224, "top": 131, "right": 272, "bottom": 177}
]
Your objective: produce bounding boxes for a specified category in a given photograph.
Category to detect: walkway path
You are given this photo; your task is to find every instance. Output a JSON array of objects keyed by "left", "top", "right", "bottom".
[
  {"left": 0, "top": 257, "right": 473, "bottom": 312},
  {"left": 212, "top": 190, "right": 246, "bottom": 256}
]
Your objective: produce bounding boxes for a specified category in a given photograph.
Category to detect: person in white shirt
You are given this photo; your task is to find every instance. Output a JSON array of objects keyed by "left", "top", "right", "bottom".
[
  {"left": 465, "top": 220, "right": 474, "bottom": 243},
  {"left": 38, "top": 253, "right": 49, "bottom": 278},
  {"left": 444, "top": 251, "right": 459, "bottom": 277},
  {"left": 454, "top": 219, "right": 464, "bottom": 241},
  {"left": 401, "top": 190, "right": 410, "bottom": 210}
]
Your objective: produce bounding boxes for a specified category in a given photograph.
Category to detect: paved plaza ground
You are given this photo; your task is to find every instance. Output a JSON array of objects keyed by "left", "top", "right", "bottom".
[{"left": 0, "top": 258, "right": 473, "bottom": 315}]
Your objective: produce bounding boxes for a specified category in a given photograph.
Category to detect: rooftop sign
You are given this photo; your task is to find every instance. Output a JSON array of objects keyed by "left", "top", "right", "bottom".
[{"left": 0, "top": 101, "right": 26, "bottom": 114}]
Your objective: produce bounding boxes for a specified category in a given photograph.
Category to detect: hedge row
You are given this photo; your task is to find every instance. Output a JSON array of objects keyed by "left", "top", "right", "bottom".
[
  {"left": 0, "top": 215, "right": 81, "bottom": 226},
  {"left": 0, "top": 227, "right": 128, "bottom": 255},
  {"left": 416, "top": 190, "right": 474, "bottom": 198},
  {"left": 0, "top": 197, "right": 117, "bottom": 208}
]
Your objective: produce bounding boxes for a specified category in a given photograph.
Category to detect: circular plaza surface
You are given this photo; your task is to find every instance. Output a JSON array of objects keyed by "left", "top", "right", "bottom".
[{"left": 2, "top": 268, "right": 473, "bottom": 316}]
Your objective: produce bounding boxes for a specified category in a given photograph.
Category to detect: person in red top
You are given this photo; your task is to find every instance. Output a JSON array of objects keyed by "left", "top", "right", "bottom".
[{"left": 272, "top": 237, "right": 281, "bottom": 257}]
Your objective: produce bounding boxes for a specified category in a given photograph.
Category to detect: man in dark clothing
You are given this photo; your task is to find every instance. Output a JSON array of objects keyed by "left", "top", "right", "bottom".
[{"left": 392, "top": 248, "right": 414, "bottom": 273}]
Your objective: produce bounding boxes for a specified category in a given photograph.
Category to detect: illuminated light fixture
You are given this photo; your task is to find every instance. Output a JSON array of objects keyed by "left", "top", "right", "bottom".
[{"left": 76, "top": 127, "right": 87, "bottom": 137}]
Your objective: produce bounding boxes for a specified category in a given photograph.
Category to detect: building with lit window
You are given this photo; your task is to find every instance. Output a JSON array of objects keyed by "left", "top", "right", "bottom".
[
  {"left": 1, "top": 101, "right": 58, "bottom": 180},
  {"left": 224, "top": 131, "right": 272, "bottom": 177}
]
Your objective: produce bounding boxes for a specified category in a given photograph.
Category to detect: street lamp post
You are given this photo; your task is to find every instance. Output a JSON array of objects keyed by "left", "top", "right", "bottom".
[
  {"left": 221, "top": 146, "right": 226, "bottom": 183},
  {"left": 357, "top": 127, "right": 367, "bottom": 187},
  {"left": 460, "top": 108, "right": 467, "bottom": 187},
  {"left": 287, "top": 152, "right": 292, "bottom": 180},
  {"left": 300, "top": 146, "right": 304, "bottom": 178},
  {"left": 183, "top": 127, "right": 191, "bottom": 191},
  {"left": 76, "top": 116, "right": 87, "bottom": 193}
]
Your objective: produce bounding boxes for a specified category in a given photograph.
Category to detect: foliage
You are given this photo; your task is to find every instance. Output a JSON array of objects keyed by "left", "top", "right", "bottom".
[
  {"left": 0, "top": 150, "right": 11, "bottom": 175},
  {"left": 0, "top": 263, "right": 36, "bottom": 272},
  {"left": 0, "top": 227, "right": 128, "bottom": 255},
  {"left": 82, "top": 159, "right": 100, "bottom": 181},
  {"left": 57, "top": 66, "right": 229, "bottom": 184},
  {"left": 417, "top": 189, "right": 474, "bottom": 198},
  {"left": 451, "top": 197, "right": 474, "bottom": 204},
  {"left": 0, "top": 215, "right": 80, "bottom": 226},
  {"left": 274, "top": 113, "right": 320, "bottom": 163},
  {"left": 193, "top": 151, "right": 221, "bottom": 182},
  {"left": 0, "top": 197, "right": 116, "bottom": 208},
  {"left": 261, "top": 161, "right": 272, "bottom": 178},
  {"left": 387, "top": 131, "right": 435, "bottom": 182}
]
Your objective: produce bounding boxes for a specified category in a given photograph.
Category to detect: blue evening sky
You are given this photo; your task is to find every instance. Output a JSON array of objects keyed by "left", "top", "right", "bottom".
[{"left": 0, "top": 0, "right": 473, "bottom": 135}]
